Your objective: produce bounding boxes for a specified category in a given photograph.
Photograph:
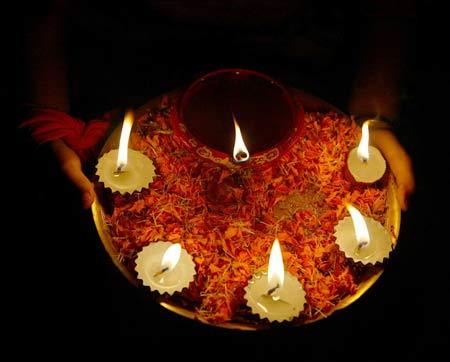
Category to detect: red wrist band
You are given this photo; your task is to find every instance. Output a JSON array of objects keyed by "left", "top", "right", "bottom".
[{"left": 20, "top": 108, "right": 111, "bottom": 161}]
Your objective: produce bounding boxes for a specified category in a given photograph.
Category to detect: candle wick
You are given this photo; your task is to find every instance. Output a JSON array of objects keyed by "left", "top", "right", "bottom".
[
  {"left": 358, "top": 155, "right": 369, "bottom": 164},
  {"left": 358, "top": 240, "right": 369, "bottom": 249},
  {"left": 114, "top": 163, "right": 126, "bottom": 177},
  {"left": 262, "top": 283, "right": 291, "bottom": 305},
  {"left": 355, "top": 240, "right": 369, "bottom": 255},
  {"left": 153, "top": 266, "right": 169, "bottom": 277},
  {"left": 233, "top": 151, "right": 249, "bottom": 164},
  {"left": 265, "top": 283, "right": 281, "bottom": 300}
]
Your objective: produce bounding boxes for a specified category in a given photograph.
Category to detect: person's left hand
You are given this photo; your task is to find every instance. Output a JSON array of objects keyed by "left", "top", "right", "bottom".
[{"left": 370, "top": 128, "right": 415, "bottom": 211}]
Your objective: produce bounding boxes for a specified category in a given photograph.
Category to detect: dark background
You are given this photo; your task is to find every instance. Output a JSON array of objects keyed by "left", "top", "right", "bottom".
[{"left": 13, "top": 1, "right": 448, "bottom": 359}]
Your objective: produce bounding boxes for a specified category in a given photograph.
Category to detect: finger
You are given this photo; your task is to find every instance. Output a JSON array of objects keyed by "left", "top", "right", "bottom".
[
  {"left": 385, "top": 153, "right": 415, "bottom": 211},
  {"left": 51, "top": 140, "right": 95, "bottom": 209},
  {"left": 386, "top": 154, "right": 415, "bottom": 211},
  {"left": 61, "top": 161, "right": 95, "bottom": 208},
  {"left": 371, "top": 130, "right": 415, "bottom": 211},
  {"left": 396, "top": 183, "right": 411, "bottom": 211},
  {"left": 81, "top": 187, "right": 96, "bottom": 209}
]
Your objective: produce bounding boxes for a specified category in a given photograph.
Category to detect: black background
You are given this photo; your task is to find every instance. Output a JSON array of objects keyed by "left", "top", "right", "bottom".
[{"left": 13, "top": 2, "right": 448, "bottom": 359}]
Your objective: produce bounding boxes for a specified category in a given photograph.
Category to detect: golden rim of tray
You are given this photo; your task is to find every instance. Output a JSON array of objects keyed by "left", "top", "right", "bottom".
[
  {"left": 91, "top": 91, "right": 400, "bottom": 330},
  {"left": 92, "top": 173, "right": 399, "bottom": 330}
]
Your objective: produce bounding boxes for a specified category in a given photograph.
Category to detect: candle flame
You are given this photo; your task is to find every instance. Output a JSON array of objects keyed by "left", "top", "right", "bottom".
[
  {"left": 116, "top": 110, "right": 134, "bottom": 171},
  {"left": 346, "top": 203, "right": 370, "bottom": 248},
  {"left": 232, "top": 113, "right": 250, "bottom": 163},
  {"left": 357, "top": 121, "right": 370, "bottom": 163},
  {"left": 161, "top": 243, "right": 182, "bottom": 271},
  {"left": 268, "top": 238, "right": 284, "bottom": 291}
]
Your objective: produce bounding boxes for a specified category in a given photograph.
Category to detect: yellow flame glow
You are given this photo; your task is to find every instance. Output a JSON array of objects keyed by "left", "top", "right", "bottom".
[
  {"left": 161, "top": 243, "right": 182, "bottom": 271},
  {"left": 357, "top": 121, "right": 370, "bottom": 162},
  {"left": 116, "top": 110, "right": 134, "bottom": 171},
  {"left": 268, "top": 238, "right": 284, "bottom": 290},
  {"left": 232, "top": 113, "right": 250, "bottom": 163},
  {"left": 346, "top": 203, "right": 371, "bottom": 247}
]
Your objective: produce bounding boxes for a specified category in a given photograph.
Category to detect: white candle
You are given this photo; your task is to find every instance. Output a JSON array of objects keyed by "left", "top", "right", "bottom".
[
  {"left": 347, "top": 121, "right": 386, "bottom": 183},
  {"left": 95, "top": 110, "right": 156, "bottom": 194},
  {"left": 334, "top": 203, "right": 393, "bottom": 264},
  {"left": 244, "top": 238, "right": 306, "bottom": 322},
  {"left": 135, "top": 241, "right": 196, "bottom": 295}
]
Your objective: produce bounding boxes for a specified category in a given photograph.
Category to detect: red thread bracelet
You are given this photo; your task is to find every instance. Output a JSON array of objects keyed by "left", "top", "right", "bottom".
[{"left": 20, "top": 108, "right": 111, "bottom": 161}]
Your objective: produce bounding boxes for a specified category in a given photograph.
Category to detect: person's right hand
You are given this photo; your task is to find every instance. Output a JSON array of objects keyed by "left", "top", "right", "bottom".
[{"left": 50, "top": 139, "right": 95, "bottom": 209}]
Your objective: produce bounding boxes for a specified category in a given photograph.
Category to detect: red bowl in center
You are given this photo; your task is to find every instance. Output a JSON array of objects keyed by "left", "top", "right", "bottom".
[{"left": 171, "top": 68, "right": 304, "bottom": 169}]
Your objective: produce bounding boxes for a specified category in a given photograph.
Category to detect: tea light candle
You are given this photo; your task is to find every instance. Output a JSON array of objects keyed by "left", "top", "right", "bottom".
[
  {"left": 347, "top": 120, "right": 386, "bottom": 183},
  {"left": 334, "top": 203, "right": 393, "bottom": 264},
  {"left": 135, "top": 241, "right": 196, "bottom": 295},
  {"left": 95, "top": 110, "right": 156, "bottom": 194},
  {"left": 244, "top": 238, "right": 306, "bottom": 322}
]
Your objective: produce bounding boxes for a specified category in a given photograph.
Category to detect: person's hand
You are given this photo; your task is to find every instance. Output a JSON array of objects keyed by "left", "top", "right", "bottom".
[
  {"left": 370, "top": 128, "right": 415, "bottom": 211},
  {"left": 50, "top": 139, "right": 95, "bottom": 209}
]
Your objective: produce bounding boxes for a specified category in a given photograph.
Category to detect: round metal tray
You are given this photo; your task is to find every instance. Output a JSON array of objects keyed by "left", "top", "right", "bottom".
[{"left": 92, "top": 89, "right": 400, "bottom": 330}]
